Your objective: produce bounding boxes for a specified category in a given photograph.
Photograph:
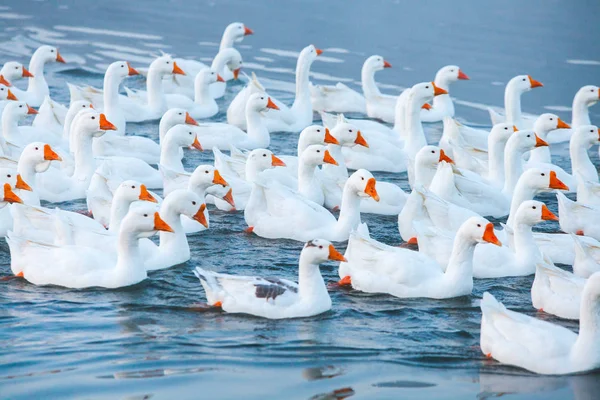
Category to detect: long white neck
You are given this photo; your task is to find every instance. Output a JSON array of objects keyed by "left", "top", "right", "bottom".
[
  {"left": 405, "top": 95, "right": 428, "bottom": 157},
  {"left": 103, "top": 72, "right": 121, "bottom": 116},
  {"left": 194, "top": 79, "right": 216, "bottom": 108},
  {"left": 245, "top": 107, "right": 270, "bottom": 147},
  {"left": 571, "top": 282, "right": 600, "bottom": 368},
  {"left": 210, "top": 51, "right": 229, "bottom": 72},
  {"left": 245, "top": 162, "right": 264, "bottom": 184},
  {"left": 290, "top": 55, "right": 312, "bottom": 115},
  {"left": 414, "top": 164, "right": 437, "bottom": 188},
  {"left": 361, "top": 65, "right": 380, "bottom": 99},
  {"left": 334, "top": 186, "right": 361, "bottom": 237},
  {"left": 297, "top": 161, "right": 320, "bottom": 202},
  {"left": 507, "top": 183, "right": 537, "bottom": 227},
  {"left": 72, "top": 130, "right": 96, "bottom": 182},
  {"left": 572, "top": 93, "right": 592, "bottom": 128},
  {"left": 297, "top": 255, "right": 329, "bottom": 303},
  {"left": 27, "top": 53, "right": 49, "bottom": 97},
  {"left": 432, "top": 76, "right": 454, "bottom": 115},
  {"left": 504, "top": 81, "right": 522, "bottom": 124},
  {"left": 1, "top": 109, "right": 20, "bottom": 142},
  {"left": 108, "top": 196, "right": 133, "bottom": 233},
  {"left": 513, "top": 221, "right": 541, "bottom": 268},
  {"left": 219, "top": 30, "right": 235, "bottom": 51},
  {"left": 487, "top": 135, "right": 508, "bottom": 186},
  {"left": 115, "top": 228, "right": 145, "bottom": 281},
  {"left": 443, "top": 233, "right": 475, "bottom": 291},
  {"left": 160, "top": 136, "right": 185, "bottom": 172},
  {"left": 146, "top": 68, "right": 167, "bottom": 112},
  {"left": 158, "top": 201, "right": 188, "bottom": 259},
  {"left": 321, "top": 144, "right": 348, "bottom": 178},
  {"left": 528, "top": 129, "right": 552, "bottom": 164},
  {"left": 570, "top": 137, "right": 595, "bottom": 182},
  {"left": 502, "top": 142, "right": 525, "bottom": 196},
  {"left": 392, "top": 89, "right": 409, "bottom": 134}
]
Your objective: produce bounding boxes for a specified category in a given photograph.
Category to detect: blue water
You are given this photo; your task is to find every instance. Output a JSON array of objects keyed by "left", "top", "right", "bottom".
[{"left": 1, "top": 0, "right": 600, "bottom": 399}]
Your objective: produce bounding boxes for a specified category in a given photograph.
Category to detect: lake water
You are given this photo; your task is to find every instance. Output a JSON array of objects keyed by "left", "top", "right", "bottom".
[{"left": 1, "top": 0, "right": 600, "bottom": 399}]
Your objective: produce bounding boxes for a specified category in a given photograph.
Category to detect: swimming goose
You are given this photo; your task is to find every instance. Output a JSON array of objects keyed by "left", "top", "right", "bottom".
[
  {"left": 0, "top": 61, "right": 33, "bottom": 86},
  {"left": 573, "top": 234, "right": 600, "bottom": 278},
  {"left": 488, "top": 74, "right": 543, "bottom": 129},
  {"left": 2, "top": 101, "right": 64, "bottom": 149},
  {"left": 194, "top": 239, "right": 344, "bottom": 319},
  {"left": 420, "top": 65, "right": 469, "bottom": 122},
  {"left": 159, "top": 124, "right": 203, "bottom": 172},
  {"left": 532, "top": 259, "right": 586, "bottom": 320}
]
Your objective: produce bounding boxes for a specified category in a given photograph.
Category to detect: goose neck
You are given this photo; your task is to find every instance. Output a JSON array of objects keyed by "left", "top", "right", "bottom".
[
  {"left": 158, "top": 201, "right": 187, "bottom": 255},
  {"left": 297, "top": 255, "right": 329, "bottom": 302},
  {"left": 502, "top": 142, "right": 524, "bottom": 196},
  {"left": 444, "top": 233, "right": 475, "bottom": 288},
  {"left": 146, "top": 68, "right": 167, "bottom": 112},
  {"left": 504, "top": 82, "right": 522, "bottom": 124},
  {"left": 27, "top": 53, "right": 49, "bottom": 96},
  {"left": 405, "top": 96, "right": 428, "bottom": 155},
  {"left": 572, "top": 94, "right": 592, "bottom": 127},
  {"left": 108, "top": 197, "right": 133, "bottom": 233},
  {"left": 245, "top": 108, "right": 270, "bottom": 147},
  {"left": 291, "top": 55, "right": 312, "bottom": 114},
  {"left": 361, "top": 65, "right": 380, "bottom": 99},
  {"left": 487, "top": 136, "right": 508, "bottom": 185},
  {"left": 103, "top": 72, "right": 122, "bottom": 114},
  {"left": 335, "top": 185, "right": 361, "bottom": 236},
  {"left": 160, "top": 136, "right": 184, "bottom": 171}
]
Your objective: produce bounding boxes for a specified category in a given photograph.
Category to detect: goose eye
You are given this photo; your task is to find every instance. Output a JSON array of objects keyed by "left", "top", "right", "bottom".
[
  {"left": 504, "top": 127, "right": 508, "bottom": 130},
  {"left": 131, "top": 185, "right": 135, "bottom": 189},
  {"left": 205, "top": 170, "right": 209, "bottom": 174},
  {"left": 263, "top": 154, "right": 267, "bottom": 157},
  {"left": 166, "top": 61, "right": 170, "bottom": 64},
  {"left": 50, "top": 49, "right": 54, "bottom": 52},
  {"left": 361, "top": 177, "right": 365, "bottom": 180},
  {"left": 317, "top": 129, "right": 320, "bottom": 132},
  {"left": 431, "top": 150, "right": 435, "bottom": 154},
  {"left": 316, "top": 150, "right": 321, "bottom": 153},
  {"left": 541, "top": 173, "right": 545, "bottom": 176},
  {"left": 549, "top": 118, "right": 553, "bottom": 121},
  {"left": 91, "top": 116, "right": 95, "bottom": 120},
  {"left": 7, "top": 174, "right": 11, "bottom": 178},
  {"left": 592, "top": 89, "right": 595, "bottom": 92},
  {"left": 19, "top": 105, "right": 22, "bottom": 108},
  {"left": 189, "top": 132, "right": 192, "bottom": 135},
  {"left": 121, "top": 65, "right": 124, "bottom": 68},
  {"left": 349, "top": 130, "right": 353, "bottom": 133},
  {"left": 526, "top": 134, "right": 530, "bottom": 137},
  {"left": 192, "top": 201, "right": 197, "bottom": 205},
  {"left": 82, "top": 105, "right": 86, "bottom": 108},
  {"left": 532, "top": 206, "right": 537, "bottom": 209},
  {"left": 477, "top": 224, "right": 481, "bottom": 227},
  {"left": 260, "top": 97, "right": 264, "bottom": 100},
  {"left": 591, "top": 130, "right": 595, "bottom": 133},
  {"left": 319, "top": 245, "right": 323, "bottom": 249},
  {"left": 178, "top": 113, "right": 182, "bottom": 115},
  {"left": 425, "top": 85, "right": 430, "bottom": 89},
  {"left": 522, "top": 78, "right": 526, "bottom": 81},
  {"left": 15, "top": 66, "right": 18, "bottom": 69},
  {"left": 143, "top": 213, "right": 148, "bottom": 217},
  {"left": 35, "top": 147, "right": 38, "bottom": 150}
]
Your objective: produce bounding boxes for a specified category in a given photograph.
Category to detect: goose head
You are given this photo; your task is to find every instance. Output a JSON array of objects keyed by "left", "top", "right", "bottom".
[
  {"left": 0, "top": 167, "right": 31, "bottom": 193},
  {"left": 415, "top": 145, "right": 454, "bottom": 170},
  {"left": 164, "top": 189, "right": 208, "bottom": 228},
  {"left": 106, "top": 61, "right": 139, "bottom": 80},
  {"left": 435, "top": 65, "right": 469, "bottom": 85},
  {"left": 65, "top": 100, "right": 94, "bottom": 124},
  {"left": 34, "top": 45, "right": 66, "bottom": 64},
  {"left": 1, "top": 61, "right": 33, "bottom": 83},
  {"left": 195, "top": 68, "right": 224, "bottom": 89},
  {"left": 164, "top": 125, "right": 203, "bottom": 151},
  {"left": 121, "top": 203, "right": 173, "bottom": 238},
  {"left": 189, "top": 165, "right": 235, "bottom": 208},
  {"left": 225, "top": 22, "right": 253, "bottom": 43},
  {"left": 519, "top": 168, "right": 570, "bottom": 192},
  {"left": 508, "top": 74, "right": 543, "bottom": 93},
  {"left": 4, "top": 101, "right": 38, "bottom": 121},
  {"left": 299, "top": 126, "right": 338, "bottom": 148},
  {"left": 507, "top": 129, "right": 548, "bottom": 153},
  {"left": 411, "top": 81, "right": 448, "bottom": 105},
  {"left": 347, "top": 169, "right": 379, "bottom": 202},
  {"left": 73, "top": 109, "right": 117, "bottom": 138},
  {"left": 302, "top": 239, "right": 347, "bottom": 264},
  {"left": 220, "top": 48, "right": 243, "bottom": 78},
  {"left": 0, "top": 86, "right": 17, "bottom": 101},
  {"left": 247, "top": 149, "right": 286, "bottom": 173},
  {"left": 364, "top": 55, "right": 392, "bottom": 73},
  {"left": 572, "top": 125, "right": 600, "bottom": 148},
  {"left": 115, "top": 180, "right": 157, "bottom": 204},
  {"left": 575, "top": 85, "right": 600, "bottom": 106},
  {"left": 247, "top": 93, "right": 279, "bottom": 113},
  {"left": 515, "top": 200, "right": 558, "bottom": 226},
  {"left": 160, "top": 108, "right": 198, "bottom": 133},
  {"left": 489, "top": 123, "right": 518, "bottom": 143},
  {"left": 20, "top": 142, "right": 62, "bottom": 173},
  {"left": 150, "top": 55, "right": 185, "bottom": 77},
  {"left": 533, "top": 113, "right": 570, "bottom": 138},
  {"left": 458, "top": 217, "right": 501, "bottom": 246},
  {"left": 301, "top": 144, "right": 338, "bottom": 167},
  {"left": 300, "top": 44, "right": 323, "bottom": 65},
  {"left": 330, "top": 123, "right": 369, "bottom": 148}
]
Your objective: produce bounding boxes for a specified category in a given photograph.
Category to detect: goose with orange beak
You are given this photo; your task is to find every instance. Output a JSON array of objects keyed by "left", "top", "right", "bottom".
[
  {"left": 159, "top": 125, "right": 204, "bottom": 173},
  {"left": 488, "top": 74, "right": 544, "bottom": 130},
  {"left": 194, "top": 239, "right": 344, "bottom": 319},
  {"left": 226, "top": 44, "right": 323, "bottom": 133},
  {"left": 244, "top": 169, "right": 379, "bottom": 242},
  {"left": 420, "top": 65, "right": 470, "bottom": 123},
  {"left": 7, "top": 204, "right": 174, "bottom": 289},
  {"left": 338, "top": 216, "right": 500, "bottom": 299}
]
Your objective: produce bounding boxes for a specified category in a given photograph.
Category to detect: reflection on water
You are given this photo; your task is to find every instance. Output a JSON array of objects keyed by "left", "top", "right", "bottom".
[{"left": 0, "top": 0, "right": 599, "bottom": 398}]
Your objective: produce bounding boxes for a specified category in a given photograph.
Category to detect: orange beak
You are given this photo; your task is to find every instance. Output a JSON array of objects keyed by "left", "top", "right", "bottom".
[
  {"left": 44, "top": 144, "right": 62, "bottom": 161},
  {"left": 6, "top": 89, "right": 17, "bottom": 101},
  {"left": 22, "top": 66, "right": 34, "bottom": 78},
  {"left": 139, "top": 184, "right": 158, "bottom": 203},
  {"left": 271, "top": 154, "right": 286, "bottom": 167},
  {"left": 354, "top": 131, "right": 369, "bottom": 147},
  {"left": 323, "top": 149, "right": 338, "bottom": 165},
  {"left": 99, "top": 113, "right": 117, "bottom": 131},
  {"left": 154, "top": 212, "right": 174, "bottom": 232},
  {"left": 127, "top": 62, "right": 139, "bottom": 76},
  {"left": 233, "top": 67, "right": 241, "bottom": 80},
  {"left": 3, "top": 183, "right": 22, "bottom": 204},
  {"left": 421, "top": 103, "right": 432, "bottom": 110},
  {"left": 315, "top": 48, "right": 323, "bottom": 56},
  {"left": 323, "top": 128, "right": 338, "bottom": 144},
  {"left": 216, "top": 74, "right": 225, "bottom": 82},
  {"left": 172, "top": 62, "right": 185, "bottom": 75},
  {"left": 0, "top": 75, "right": 11, "bottom": 87},
  {"left": 556, "top": 118, "right": 570, "bottom": 129},
  {"left": 528, "top": 75, "right": 543, "bottom": 88},
  {"left": 89, "top": 103, "right": 94, "bottom": 109},
  {"left": 55, "top": 50, "right": 66, "bottom": 63},
  {"left": 185, "top": 112, "right": 198, "bottom": 126},
  {"left": 541, "top": 204, "right": 559, "bottom": 221},
  {"left": 439, "top": 149, "right": 454, "bottom": 164},
  {"left": 364, "top": 177, "right": 379, "bottom": 202},
  {"left": 483, "top": 223, "right": 501, "bottom": 246},
  {"left": 534, "top": 134, "right": 549, "bottom": 147},
  {"left": 548, "top": 171, "right": 569, "bottom": 191},
  {"left": 383, "top": 60, "right": 392, "bottom": 68},
  {"left": 457, "top": 69, "right": 469, "bottom": 80},
  {"left": 193, "top": 204, "right": 209, "bottom": 228},
  {"left": 191, "top": 136, "right": 203, "bottom": 151},
  {"left": 266, "top": 97, "right": 279, "bottom": 110},
  {"left": 244, "top": 26, "right": 254, "bottom": 35},
  {"left": 27, "top": 105, "right": 38, "bottom": 115},
  {"left": 328, "top": 244, "right": 347, "bottom": 262},
  {"left": 513, "top": 125, "right": 519, "bottom": 132},
  {"left": 222, "top": 188, "right": 235, "bottom": 208},
  {"left": 432, "top": 82, "right": 448, "bottom": 96},
  {"left": 212, "top": 170, "right": 228, "bottom": 186},
  {"left": 15, "top": 174, "right": 32, "bottom": 191}
]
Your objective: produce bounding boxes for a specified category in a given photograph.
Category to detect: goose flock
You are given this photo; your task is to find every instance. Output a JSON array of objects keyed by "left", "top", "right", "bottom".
[{"left": 0, "top": 22, "right": 599, "bottom": 377}]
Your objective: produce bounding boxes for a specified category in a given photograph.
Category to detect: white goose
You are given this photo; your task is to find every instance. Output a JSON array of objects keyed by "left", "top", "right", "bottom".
[
  {"left": 532, "top": 259, "right": 586, "bottom": 320},
  {"left": 7, "top": 45, "right": 66, "bottom": 107},
  {"left": 159, "top": 124, "right": 203, "bottom": 172},
  {"left": 479, "top": 276, "right": 600, "bottom": 375},
  {"left": 569, "top": 125, "right": 600, "bottom": 184},
  {"left": 420, "top": 65, "right": 469, "bottom": 122},
  {"left": 158, "top": 108, "right": 199, "bottom": 143},
  {"left": 1, "top": 101, "right": 64, "bottom": 149},
  {"left": 245, "top": 168, "right": 379, "bottom": 242},
  {"left": 227, "top": 44, "right": 322, "bottom": 132},
  {"left": 7, "top": 204, "right": 174, "bottom": 289},
  {"left": 338, "top": 217, "right": 501, "bottom": 298},
  {"left": 488, "top": 74, "right": 544, "bottom": 129},
  {"left": 194, "top": 239, "right": 345, "bottom": 319},
  {"left": 0, "top": 61, "right": 33, "bottom": 84},
  {"left": 573, "top": 234, "right": 600, "bottom": 278}
]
